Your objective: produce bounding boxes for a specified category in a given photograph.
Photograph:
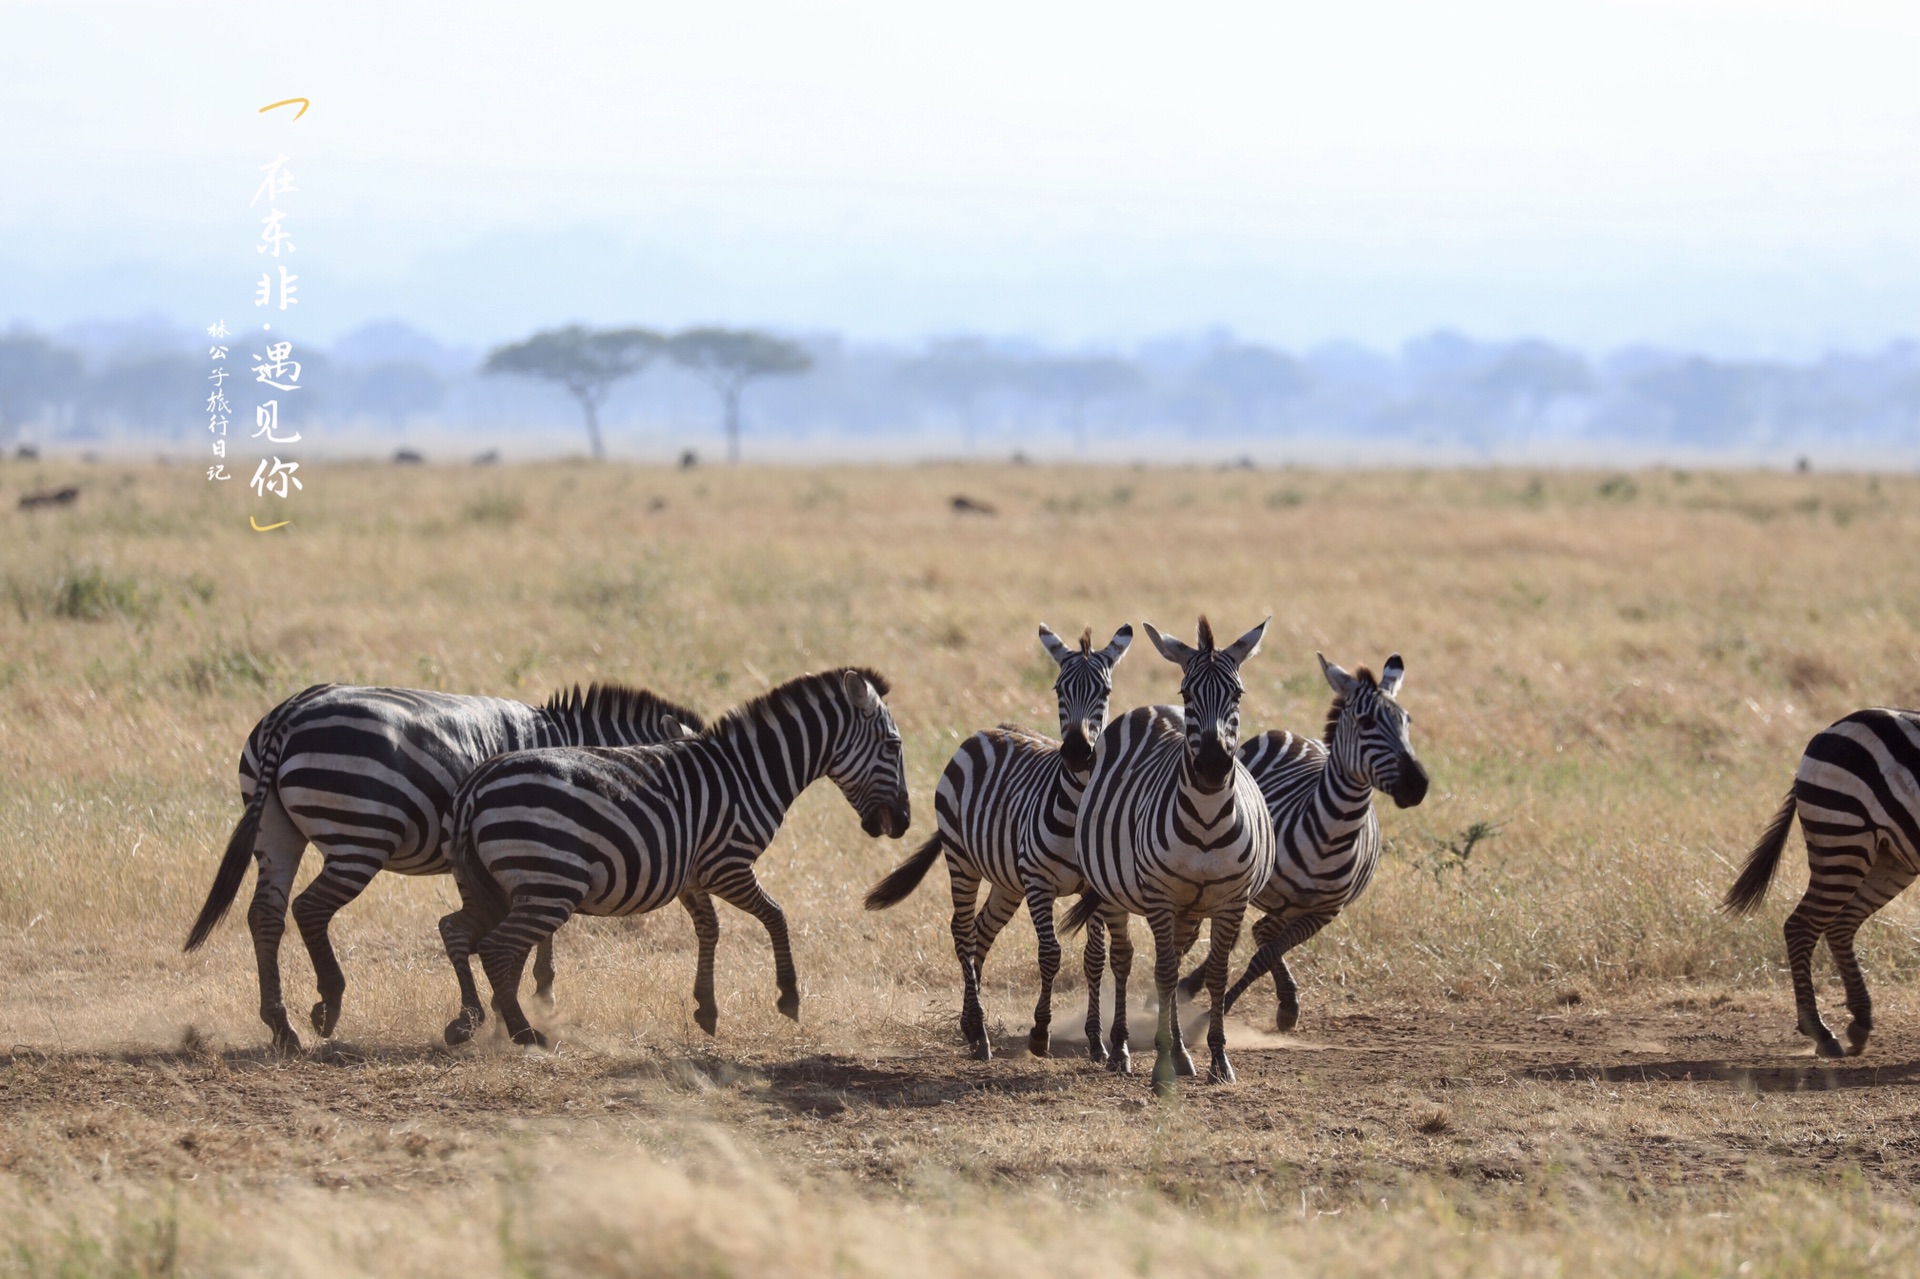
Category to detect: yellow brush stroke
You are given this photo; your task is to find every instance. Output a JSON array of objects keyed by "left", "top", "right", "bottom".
[
  {"left": 250, "top": 516, "right": 292, "bottom": 532},
  {"left": 258, "top": 98, "right": 310, "bottom": 119}
]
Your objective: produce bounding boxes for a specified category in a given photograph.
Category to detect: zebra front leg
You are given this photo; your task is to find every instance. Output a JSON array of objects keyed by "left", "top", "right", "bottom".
[
  {"left": 247, "top": 793, "right": 306, "bottom": 1054},
  {"left": 708, "top": 867, "right": 801, "bottom": 1023},
  {"left": 1081, "top": 910, "right": 1109, "bottom": 1064},
  {"left": 1166, "top": 916, "right": 1201, "bottom": 1077},
  {"left": 1146, "top": 905, "right": 1189, "bottom": 1098},
  {"left": 1023, "top": 884, "right": 1061, "bottom": 1057},
  {"left": 1203, "top": 907, "right": 1245, "bottom": 1084},
  {"left": 1783, "top": 839, "right": 1869, "bottom": 1059},
  {"left": 1826, "top": 854, "right": 1914, "bottom": 1057},
  {"left": 476, "top": 891, "right": 578, "bottom": 1048},
  {"left": 290, "top": 856, "right": 381, "bottom": 1039},
  {"left": 1224, "top": 911, "right": 1334, "bottom": 1031},
  {"left": 680, "top": 889, "right": 721, "bottom": 1035},
  {"left": 1106, "top": 910, "right": 1134, "bottom": 1074}
]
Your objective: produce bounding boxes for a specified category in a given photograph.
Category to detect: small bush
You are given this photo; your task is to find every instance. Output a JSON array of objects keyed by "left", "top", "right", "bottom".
[
  {"left": 50, "top": 565, "right": 150, "bottom": 622},
  {"left": 461, "top": 491, "right": 525, "bottom": 526},
  {"left": 181, "top": 644, "right": 275, "bottom": 694}
]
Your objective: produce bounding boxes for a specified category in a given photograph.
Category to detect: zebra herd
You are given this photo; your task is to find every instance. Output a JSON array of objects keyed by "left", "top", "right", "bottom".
[{"left": 184, "top": 619, "right": 1920, "bottom": 1084}]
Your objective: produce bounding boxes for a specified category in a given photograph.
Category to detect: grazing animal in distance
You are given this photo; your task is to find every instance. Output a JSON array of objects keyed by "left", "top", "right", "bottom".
[
  {"left": 183, "top": 682, "right": 703, "bottom": 1053},
  {"left": 440, "top": 668, "right": 912, "bottom": 1047},
  {"left": 864, "top": 623, "right": 1133, "bottom": 1060},
  {"left": 1176, "top": 653, "right": 1429, "bottom": 1030},
  {"left": 1723, "top": 707, "right": 1920, "bottom": 1058},
  {"left": 18, "top": 486, "right": 78, "bottom": 510},
  {"left": 1066, "top": 616, "right": 1275, "bottom": 1095}
]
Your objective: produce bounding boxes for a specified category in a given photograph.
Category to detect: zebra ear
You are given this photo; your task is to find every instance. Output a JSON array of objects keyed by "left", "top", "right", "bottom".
[
  {"left": 842, "top": 670, "right": 882, "bottom": 715},
  {"left": 1379, "top": 654, "right": 1406, "bottom": 697},
  {"left": 1221, "top": 616, "right": 1270, "bottom": 667},
  {"left": 1038, "top": 624, "right": 1071, "bottom": 667},
  {"left": 659, "top": 714, "right": 684, "bottom": 739},
  {"left": 1143, "top": 620, "right": 1195, "bottom": 667},
  {"left": 1100, "top": 623, "right": 1134, "bottom": 666},
  {"left": 1318, "top": 652, "right": 1358, "bottom": 697}
]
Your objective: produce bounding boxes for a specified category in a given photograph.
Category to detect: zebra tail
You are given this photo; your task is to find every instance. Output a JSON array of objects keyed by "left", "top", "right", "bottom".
[
  {"left": 1060, "top": 889, "right": 1104, "bottom": 936},
  {"left": 863, "top": 834, "right": 943, "bottom": 911},
  {"left": 1722, "top": 790, "right": 1797, "bottom": 916},
  {"left": 184, "top": 690, "right": 313, "bottom": 952}
]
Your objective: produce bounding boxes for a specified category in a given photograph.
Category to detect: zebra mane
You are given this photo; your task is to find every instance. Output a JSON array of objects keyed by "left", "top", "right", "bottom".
[
  {"left": 1322, "top": 667, "right": 1378, "bottom": 742},
  {"left": 702, "top": 666, "right": 893, "bottom": 737},
  {"left": 1196, "top": 615, "right": 1215, "bottom": 652},
  {"left": 542, "top": 682, "right": 707, "bottom": 735},
  {"left": 1078, "top": 627, "right": 1092, "bottom": 654}
]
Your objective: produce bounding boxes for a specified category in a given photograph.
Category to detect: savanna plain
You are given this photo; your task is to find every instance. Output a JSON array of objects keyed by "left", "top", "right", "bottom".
[{"left": 5, "top": 459, "right": 1920, "bottom": 1277}]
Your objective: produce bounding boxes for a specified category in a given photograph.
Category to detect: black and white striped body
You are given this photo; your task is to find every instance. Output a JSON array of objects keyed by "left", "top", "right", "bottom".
[
  {"left": 186, "top": 682, "right": 700, "bottom": 1053},
  {"left": 1724, "top": 708, "right": 1920, "bottom": 1058},
  {"left": 1177, "top": 653, "right": 1428, "bottom": 1029},
  {"left": 1072, "top": 616, "right": 1274, "bottom": 1095},
  {"left": 865, "top": 625, "right": 1132, "bottom": 1061},
  {"left": 440, "top": 668, "right": 910, "bottom": 1047}
]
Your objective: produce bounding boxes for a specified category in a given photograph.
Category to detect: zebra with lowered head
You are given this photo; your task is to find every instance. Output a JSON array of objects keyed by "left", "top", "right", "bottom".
[
  {"left": 1176, "top": 652, "right": 1428, "bottom": 1029},
  {"left": 1065, "top": 616, "right": 1275, "bottom": 1096},
  {"left": 864, "top": 623, "right": 1133, "bottom": 1061},
  {"left": 439, "top": 667, "right": 911, "bottom": 1047},
  {"left": 183, "top": 681, "right": 702, "bottom": 1052},
  {"left": 1724, "top": 707, "right": 1920, "bottom": 1058}
]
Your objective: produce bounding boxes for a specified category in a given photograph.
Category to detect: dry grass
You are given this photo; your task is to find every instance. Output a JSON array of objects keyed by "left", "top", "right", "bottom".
[{"left": 4, "top": 459, "right": 1920, "bottom": 1274}]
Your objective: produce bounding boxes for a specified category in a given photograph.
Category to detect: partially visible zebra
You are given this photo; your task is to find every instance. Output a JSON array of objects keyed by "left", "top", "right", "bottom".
[
  {"left": 439, "top": 668, "right": 911, "bottom": 1047},
  {"left": 863, "top": 623, "right": 1133, "bottom": 1061},
  {"left": 1723, "top": 708, "right": 1920, "bottom": 1058},
  {"left": 184, "top": 682, "right": 702, "bottom": 1052},
  {"left": 1065, "top": 616, "right": 1275, "bottom": 1095},
  {"left": 1176, "top": 653, "right": 1428, "bottom": 1028}
]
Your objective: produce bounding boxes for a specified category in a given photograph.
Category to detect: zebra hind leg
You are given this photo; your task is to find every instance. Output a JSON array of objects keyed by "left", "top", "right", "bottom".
[
  {"left": 247, "top": 793, "right": 307, "bottom": 1054},
  {"left": 968, "top": 885, "right": 1022, "bottom": 1061},
  {"left": 1826, "top": 849, "right": 1915, "bottom": 1057},
  {"left": 1106, "top": 911, "right": 1134, "bottom": 1075},
  {"left": 947, "top": 866, "right": 988, "bottom": 1057},
  {"left": 476, "top": 894, "right": 576, "bottom": 1048},
  {"left": 1081, "top": 912, "right": 1108, "bottom": 1065},
  {"left": 290, "top": 858, "right": 380, "bottom": 1039},
  {"left": 439, "top": 900, "right": 502, "bottom": 1045},
  {"left": 532, "top": 939, "right": 557, "bottom": 1009},
  {"left": 1783, "top": 833, "right": 1871, "bottom": 1059}
]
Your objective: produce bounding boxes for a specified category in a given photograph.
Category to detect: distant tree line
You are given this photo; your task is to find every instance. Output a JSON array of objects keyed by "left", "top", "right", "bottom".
[{"left": 6, "top": 320, "right": 1920, "bottom": 460}]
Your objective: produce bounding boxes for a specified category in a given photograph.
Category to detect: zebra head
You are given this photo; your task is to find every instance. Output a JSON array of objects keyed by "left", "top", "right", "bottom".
[
  {"left": 1038, "top": 622, "right": 1133, "bottom": 771},
  {"left": 1318, "top": 653, "right": 1429, "bottom": 809},
  {"left": 827, "top": 669, "right": 913, "bottom": 840},
  {"left": 1144, "top": 615, "right": 1269, "bottom": 789}
]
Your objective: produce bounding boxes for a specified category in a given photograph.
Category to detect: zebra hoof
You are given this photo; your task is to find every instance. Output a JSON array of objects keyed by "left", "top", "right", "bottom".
[
  {"left": 694, "top": 1003, "right": 718, "bottom": 1037},
  {"left": 444, "top": 1010, "right": 482, "bottom": 1046},
  {"left": 1847, "top": 1022, "right": 1872, "bottom": 1056},
  {"left": 776, "top": 991, "right": 801, "bottom": 1022},
  {"left": 310, "top": 1000, "right": 340, "bottom": 1038},
  {"left": 511, "top": 1026, "right": 549, "bottom": 1049},
  {"left": 1173, "top": 1048, "right": 1198, "bottom": 1078},
  {"left": 534, "top": 986, "right": 557, "bottom": 1011},
  {"left": 1813, "top": 1034, "right": 1846, "bottom": 1060},
  {"left": 1175, "top": 973, "right": 1205, "bottom": 1002},
  {"left": 1151, "top": 1056, "right": 1179, "bottom": 1098},
  {"left": 1028, "top": 1027, "right": 1050, "bottom": 1058},
  {"left": 1106, "top": 1045, "right": 1132, "bottom": 1075},
  {"left": 1208, "top": 1053, "right": 1236, "bottom": 1085},
  {"left": 969, "top": 1036, "right": 992, "bottom": 1062},
  {"left": 1275, "top": 1003, "right": 1300, "bottom": 1034},
  {"left": 269, "top": 1025, "right": 303, "bottom": 1056},
  {"left": 1086, "top": 1038, "right": 1108, "bottom": 1066}
]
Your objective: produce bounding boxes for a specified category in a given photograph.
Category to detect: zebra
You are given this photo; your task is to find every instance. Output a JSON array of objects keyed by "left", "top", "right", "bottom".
[
  {"left": 1065, "top": 616, "right": 1275, "bottom": 1096},
  {"left": 183, "top": 681, "right": 703, "bottom": 1053},
  {"left": 1723, "top": 707, "right": 1920, "bottom": 1058},
  {"left": 438, "top": 667, "right": 911, "bottom": 1047},
  {"left": 863, "top": 623, "right": 1133, "bottom": 1061},
  {"left": 1175, "top": 653, "right": 1429, "bottom": 1029}
]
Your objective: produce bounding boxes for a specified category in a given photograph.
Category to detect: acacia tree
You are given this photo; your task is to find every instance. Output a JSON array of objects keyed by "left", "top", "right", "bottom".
[
  {"left": 483, "top": 325, "right": 662, "bottom": 460},
  {"left": 1024, "top": 355, "right": 1143, "bottom": 454},
  {"left": 668, "top": 328, "right": 813, "bottom": 464}
]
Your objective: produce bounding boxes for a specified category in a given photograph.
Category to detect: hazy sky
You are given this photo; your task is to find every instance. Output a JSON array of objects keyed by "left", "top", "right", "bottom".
[{"left": 4, "top": 0, "right": 1919, "bottom": 354}]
